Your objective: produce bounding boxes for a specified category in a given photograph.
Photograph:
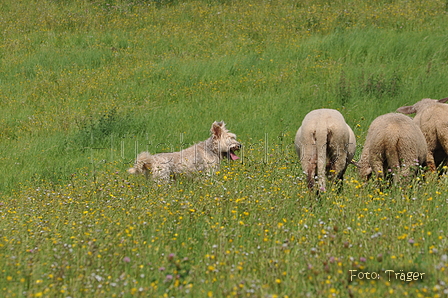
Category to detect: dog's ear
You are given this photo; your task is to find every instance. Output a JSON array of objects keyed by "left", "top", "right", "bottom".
[
  {"left": 211, "top": 121, "right": 223, "bottom": 139},
  {"left": 438, "top": 97, "right": 448, "bottom": 103},
  {"left": 143, "top": 162, "right": 151, "bottom": 171}
]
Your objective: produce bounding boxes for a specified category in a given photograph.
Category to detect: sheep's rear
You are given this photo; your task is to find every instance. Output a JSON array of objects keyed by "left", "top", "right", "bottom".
[
  {"left": 295, "top": 109, "right": 356, "bottom": 192},
  {"left": 358, "top": 113, "right": 427, "bottom": 183}
]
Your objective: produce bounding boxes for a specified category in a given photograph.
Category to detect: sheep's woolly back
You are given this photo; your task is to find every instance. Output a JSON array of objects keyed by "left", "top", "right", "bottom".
[
  {"left": 295, "top": 109, "right": 356, "bottom": 191},
  {"left": 358, "top": 113, "right": 427, "bottom": 182}
]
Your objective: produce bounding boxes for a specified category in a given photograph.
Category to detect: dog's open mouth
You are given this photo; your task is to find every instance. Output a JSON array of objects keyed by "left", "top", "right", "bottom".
[
  {"left": 223, "top": 144, "right": 241, "bottom": 161},
  {"left": 228, "top": 150, "right": 239, "bottom": 160}
]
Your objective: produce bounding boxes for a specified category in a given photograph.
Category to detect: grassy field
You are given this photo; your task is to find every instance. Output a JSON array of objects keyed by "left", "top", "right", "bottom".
[{"left": 1, "top": 0, "right": 448, "bottom": 297}]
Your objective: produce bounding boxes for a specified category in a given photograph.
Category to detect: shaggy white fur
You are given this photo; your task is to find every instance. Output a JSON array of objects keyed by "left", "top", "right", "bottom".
[{"left": 128, "top": 121, "right": 241, "bottom": 182}]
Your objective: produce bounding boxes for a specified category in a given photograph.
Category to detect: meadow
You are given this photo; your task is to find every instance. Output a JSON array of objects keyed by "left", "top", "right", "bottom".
[{"left": 1, "top": 0, "right": 448, "bottom": 297}]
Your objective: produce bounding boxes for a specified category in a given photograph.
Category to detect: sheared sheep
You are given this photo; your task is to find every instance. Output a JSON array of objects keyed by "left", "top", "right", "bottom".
[
  {"left": 357, "top": 113, "right": 427, "bottom": 183},
  {"left": 397, "top": 97, "right": 448, "bottom": 171},
  {"left": 294, "top": 109, "right": 356, "bottom": 192}
]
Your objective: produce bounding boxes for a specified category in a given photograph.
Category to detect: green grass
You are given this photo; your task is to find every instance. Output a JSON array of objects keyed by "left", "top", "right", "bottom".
[{"left": 1, "top": 0, "right": 448, "bottom": 297}]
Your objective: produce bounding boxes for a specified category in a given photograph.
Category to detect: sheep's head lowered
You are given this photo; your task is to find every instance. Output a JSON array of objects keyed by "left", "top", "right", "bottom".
[
  {"left": 397, "top": 97, "right": 448, "bottom": 115},
  {"left": 397, "top": 97, "right": 448, "bottom": 171}
]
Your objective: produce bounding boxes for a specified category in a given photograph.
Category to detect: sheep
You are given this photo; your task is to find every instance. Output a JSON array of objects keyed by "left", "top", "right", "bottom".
[
  {"left": 397, "top": 97, "right": 448, "bottom": 171},
  {"left": 357, "top": 113, "right": 427, "bottom": 183},
  {"left": 294, "top": 109, "right": 356, "bottom": 192}
]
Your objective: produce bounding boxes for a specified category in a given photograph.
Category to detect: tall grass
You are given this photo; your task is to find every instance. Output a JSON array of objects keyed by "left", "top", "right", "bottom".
[{"left": 1, "top": 0, "right": 448, "bottom": 297}]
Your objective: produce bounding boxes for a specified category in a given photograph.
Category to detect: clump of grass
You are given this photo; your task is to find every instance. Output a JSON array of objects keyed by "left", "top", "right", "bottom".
[{"left": 75, "top": 107, "right": 125, "bottom": 149}]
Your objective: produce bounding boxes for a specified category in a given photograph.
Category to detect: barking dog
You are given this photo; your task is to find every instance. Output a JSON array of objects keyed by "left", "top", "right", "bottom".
[{"left": 128, "top": 121, "right": 241, "bottom": 182}]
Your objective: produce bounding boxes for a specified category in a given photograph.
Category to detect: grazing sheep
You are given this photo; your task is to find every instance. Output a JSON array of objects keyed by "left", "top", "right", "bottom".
[
  {"left": 357, "top": 113, "right": 427, "bottom": 183},
  {"left": 294, "top": 109, "right": 356, "bottom": 192},
  {"left": 397, "top": 97, "right": 448, "bottom": 171}
]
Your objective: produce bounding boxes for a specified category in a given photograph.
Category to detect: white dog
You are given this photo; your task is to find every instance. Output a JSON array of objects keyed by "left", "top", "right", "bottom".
[{"left": 128, "top": 121, "right": 241, "bottom": 182}]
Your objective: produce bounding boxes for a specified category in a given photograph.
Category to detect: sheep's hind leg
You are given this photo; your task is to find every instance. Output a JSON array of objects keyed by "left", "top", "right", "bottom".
[
  {"left": 426, "top": 153, "right": 437, "bottom": 172},
  {"left": 328, "top": 146, "right": 348, "bottom": 191},
  {"left": 435, "top": 132, "right": 448, "bottom": 170}
]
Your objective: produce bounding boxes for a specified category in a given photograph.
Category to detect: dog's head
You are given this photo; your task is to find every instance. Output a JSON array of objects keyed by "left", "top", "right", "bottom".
[
  {"left": 127, "top": 152, "right": 152, "bottom": 175},
  {"left": 211, "top": 121, "right": 241, "bottom": 160}
]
